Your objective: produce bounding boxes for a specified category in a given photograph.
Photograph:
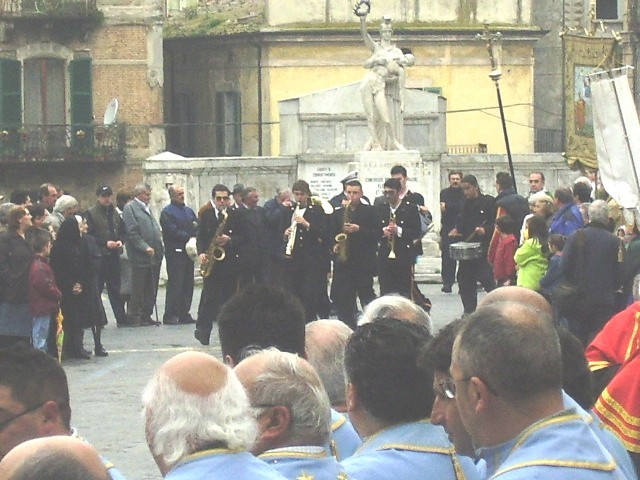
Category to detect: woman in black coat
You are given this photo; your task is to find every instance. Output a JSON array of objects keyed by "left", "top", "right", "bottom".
[{"left": 50, "top": 215, "right": 107, "bottom": 359}]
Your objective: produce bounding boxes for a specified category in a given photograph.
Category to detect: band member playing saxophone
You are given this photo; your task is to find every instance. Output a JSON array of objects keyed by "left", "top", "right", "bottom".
[
  {"left": 330, "top": 180, "right": 378, "bottom": 328},
  {"left": 194, "top": 184, "right": 246, "bottom": 345},
  {"left": 375, "top": 177, "right": 420, "bottom": 299},
  {"left": 282, "top": 180, "right": 327, "bottom": 322}
]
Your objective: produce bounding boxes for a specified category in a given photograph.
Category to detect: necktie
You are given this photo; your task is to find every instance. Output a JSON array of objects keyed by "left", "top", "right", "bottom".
[{"left": 218, "top": 210, "right": 224, "bottom": 222}]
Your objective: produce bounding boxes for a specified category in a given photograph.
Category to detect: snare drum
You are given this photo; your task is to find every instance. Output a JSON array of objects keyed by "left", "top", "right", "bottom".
[{"left": 449, "top": 242, "right": 483, "bottom": 261}]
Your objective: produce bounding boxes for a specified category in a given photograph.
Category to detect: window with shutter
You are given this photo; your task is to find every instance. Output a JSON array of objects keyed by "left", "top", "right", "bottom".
[
  {"left": 70, "top": 57, "right": 93, "bottom": 147},
  {"left": 215, "top": 91, "right": 241, "bottom": 156},
  {"left": 0, "top": 58, "right": 22, "bottom": 154}
]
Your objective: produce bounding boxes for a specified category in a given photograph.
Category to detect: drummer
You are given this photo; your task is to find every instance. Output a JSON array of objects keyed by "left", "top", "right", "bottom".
[{"left": 448, "top": 174, "right": 497, "bottom": 315}]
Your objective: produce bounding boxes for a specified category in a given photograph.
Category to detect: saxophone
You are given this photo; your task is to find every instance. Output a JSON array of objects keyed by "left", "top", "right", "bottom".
[
  {"left": 285, "top": 204, "right": 301, "bottom": 258},
  {"left": 335, "top": 201, "right": 351, "bottom": 263},
  {"left": 200, "top": 210, "right": 228, "bottom": 278}
]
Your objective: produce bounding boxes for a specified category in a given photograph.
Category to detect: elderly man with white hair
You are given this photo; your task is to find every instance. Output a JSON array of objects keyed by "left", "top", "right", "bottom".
[
  {"left": 305, "top": 320, "right": 361, "bottom": 461},
  {"left": 142, "top": 351, "right": 286, "bottom": 480},
  {"left": 359, "top": 294, "right": 431, "bottom": 333},
  {"left": 234, "top": 349, "right": 351, "bottom": 480},
  {"left": 561, "top": 199, "right": 622, "bottom": 346},
  {"left": 48, "top": 194, "right": 78, "bottom": 233}
]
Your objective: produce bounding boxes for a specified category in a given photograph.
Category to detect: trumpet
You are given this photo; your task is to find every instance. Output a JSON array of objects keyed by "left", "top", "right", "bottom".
[
  {"left": 388, "top": 212, "right": 397, "bottom": 259},
  {"left": 335, "top": 201, "right": 351, "bottom": 263}
]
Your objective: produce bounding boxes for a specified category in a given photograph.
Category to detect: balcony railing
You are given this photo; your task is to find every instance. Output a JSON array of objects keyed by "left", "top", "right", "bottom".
[
  {"left": 0, "top": 0, "right": 98, "bottom": 18},
  {"left": 0, "top": 124, "right": 126, "bottom": 163},
  {"left": 447, "top": 143, "right": 488, "bottom": 154}
]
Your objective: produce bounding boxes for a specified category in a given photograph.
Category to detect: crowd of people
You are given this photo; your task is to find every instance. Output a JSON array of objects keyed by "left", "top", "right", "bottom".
[
  {"left": 0, "top": 282, "right": 638, "bottom": 479},
  {"left": 0, "top": 166, "right": 639, "bottom": 479},
  {"left": 440, "top": 169, "right": 636, "bottom": 348}
]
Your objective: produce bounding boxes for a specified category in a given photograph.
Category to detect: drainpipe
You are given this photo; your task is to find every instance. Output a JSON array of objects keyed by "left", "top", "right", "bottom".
[{"left": 256, "top": 42, "right": 263, "bottom": 157}]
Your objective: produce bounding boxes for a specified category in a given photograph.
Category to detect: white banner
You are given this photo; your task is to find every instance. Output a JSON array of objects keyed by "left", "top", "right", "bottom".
[{"left": 590, "top": 67, "right": 640, "bottom": 211}]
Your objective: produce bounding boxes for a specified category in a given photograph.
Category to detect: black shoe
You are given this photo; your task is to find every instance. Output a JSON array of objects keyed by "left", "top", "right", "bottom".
[
  {"left": 179, "top": 315, "right": 197, "bottom": 324},
  {"left": 163, "top": 317, "right": 179, "bottom": 325},
  {"left": 194, "top": 329, "right": 210, "bottom": 346},
  {"left": 441, "top": 284, "right": 452, "bottom": 293},
  {"left": 65, "top": 349, "right": 90, "bottom": 360},
  {"left": 141, "top": 318, "right": 161, "bottom": 326},
  {"left": 95, "top": 346, "right": 109, "bottom": 357}
]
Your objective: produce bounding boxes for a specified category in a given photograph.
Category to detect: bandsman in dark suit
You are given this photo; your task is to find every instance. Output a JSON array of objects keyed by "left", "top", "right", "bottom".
[
  {"left": 235, "top": 186, "right": 268, "bottom": 286},
  {"left": 330, "top": 180, "right": 378, "bottom": 328},
  {"left": 375, "top": 178, "right": 421, "bottom": 299},
  {"left": 194, "top": 184, "right": 246, "bottom": 346},
  {"left": 282, "top": 179, "right": 328, "bottom": 322},
  {"left": 448, "top": 174, "right": 496, "bottom": 315}
]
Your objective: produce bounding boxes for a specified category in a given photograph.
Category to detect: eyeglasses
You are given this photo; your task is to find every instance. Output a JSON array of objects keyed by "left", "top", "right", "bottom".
[
  {"left": 215, "top": 196, "right": 229, "bottom": 201},
  {"left": 440, "top": 376, "right": 499, "bottom": 398},
  {"left": 437, "top": 378, "right": 471, "bottom": 399},
  {"left": 0, "top": 402, "right": 45, "bottom": 432}
]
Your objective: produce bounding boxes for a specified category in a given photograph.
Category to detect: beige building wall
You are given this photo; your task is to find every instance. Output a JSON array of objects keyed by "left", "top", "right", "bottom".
[
  {"left": 262, "top": 37, "right": 535, "bottom": 156},
  {"left": 267, "top": 0, "right": 532, "bottom": 25}
]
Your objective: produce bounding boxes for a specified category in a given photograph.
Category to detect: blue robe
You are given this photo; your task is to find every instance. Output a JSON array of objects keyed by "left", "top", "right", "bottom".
[
  {"left": 166, "top": 448, "right": 287, "bottom": 480},
  {"left": 562, "top": 392, "right": 637, "bottom": 480},
  {"left": 327, "top": 409, "right": 361, "bottom": 461},
  {"left": 342, "top": 420, "right": 480, "bottom": 480},
  {"left": 259, "top": 448, "right": 351, "bottom": 480},
  {"left": 478, "top": 409, "right": 629, "bottom": 479}
]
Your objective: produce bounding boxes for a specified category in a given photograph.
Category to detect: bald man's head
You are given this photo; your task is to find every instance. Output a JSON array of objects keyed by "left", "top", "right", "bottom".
[
  {"left": 159, "top": 351, "right": 228, "bottom": 397},
  {"left": 0, "top": 436, "right": 108, "bottom": 480},
  {"left": 479, "top": 286, "right": 553, "bottom": 316},
  {"left": 305, "top": 320, "right": 352, "bottom": 409},
  {"left": 142, "top": 352, "right": 258, "bottom": 471}
]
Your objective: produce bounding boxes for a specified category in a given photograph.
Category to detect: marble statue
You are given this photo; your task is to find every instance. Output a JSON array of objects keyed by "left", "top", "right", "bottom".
[{"left": 355, "top": 0, "right": 414, "bottom": 151}]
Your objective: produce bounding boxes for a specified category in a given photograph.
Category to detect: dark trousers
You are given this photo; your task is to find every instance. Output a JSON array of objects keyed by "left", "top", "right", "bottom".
[
  {"left": 332, "top": 264, "right": 376, "bottom": 329},
  {"left": 129, "top": 261, "right": 161, "bottom": 323},
  {"left": 286, "top": 261, "right": 321, "bottom": 323},
  {"left": 164, "top": 253, "right": 195, "bottom": 322},
  {"left": 264, "top": 256, "right": 287, "bottom": 286},
  {"left": 197, "top": 273, "right": 239, "bottom": 336},
  {"left": 457, "top": 257, "right": 495, "bottom": 314},
  {"left": 99, "top": 254, "right": 127, "bottom": 324},
  {"left": 378, "top": 258, "right": 412, "bottom": 299},
  {"left": 440, "top": 232, "right": 458, "bottom": 287},
  {"left": 567, "top": 302, "right": 616, "bottom": 347}
]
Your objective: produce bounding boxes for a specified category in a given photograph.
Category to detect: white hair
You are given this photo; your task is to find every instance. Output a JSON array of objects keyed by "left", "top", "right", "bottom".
[
  {"left": 141, "top": 369, "right": 257, "bottom": 466},
  {"left": 305, "top": 320, "right": 352, "bottom": 407},
  {"left": 528, "top": 191, "right": 552, "bottom": 205},
  {"left": 53, "top": 195, "right": 78, "bottom": 213},
  {"left": 359, "top": 294, "right": 432, "bottom": 333},
  {"left": 588, "top": 199, "right": 609, "bottom": 224},
  {"left": 246, "top": 349, "right": 331, "bottom": 446}
]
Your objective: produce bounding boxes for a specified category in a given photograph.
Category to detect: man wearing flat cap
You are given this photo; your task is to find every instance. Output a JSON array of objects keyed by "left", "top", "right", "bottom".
[
  {"left": 85, "top": 186, "right": 128, "bottom": 327},
  {"left": 230, "top": 183, "right": 244, "bottom": 211}
]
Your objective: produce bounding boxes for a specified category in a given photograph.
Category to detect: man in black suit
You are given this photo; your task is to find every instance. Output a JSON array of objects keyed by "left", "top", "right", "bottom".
[
  {"left": 194, "top": 184, "right": 246, "bottom": 346},
  {"left": 375, "top": 178, "right": 421, "bottom": 299},
  {"left": 330, "top": 180, "right": 378, "bottom": 328},
  {"left": 236, "top": 186, "right": 267, "bottom": 286},
  {"left": 282, "top": 179, "right": 328, "bottom": 322},
  {"left": 449, "top": 174, "right": 496, "bottom": 315}
]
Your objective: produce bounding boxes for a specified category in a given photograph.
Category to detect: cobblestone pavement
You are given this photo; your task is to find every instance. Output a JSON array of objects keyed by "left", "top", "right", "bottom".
[{"left": 64, "top": 280, "right": 474, "bottom": 480}]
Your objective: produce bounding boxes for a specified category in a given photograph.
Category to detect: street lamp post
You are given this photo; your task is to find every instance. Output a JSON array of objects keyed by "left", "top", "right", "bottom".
[{"left": 477, "top": 24, "right": 517, "bottom": 193}]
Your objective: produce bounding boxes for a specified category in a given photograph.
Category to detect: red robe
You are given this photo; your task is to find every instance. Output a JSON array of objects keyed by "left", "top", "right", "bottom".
[{"left": 586, "top": 302, "right": 640, "bottom": 453}]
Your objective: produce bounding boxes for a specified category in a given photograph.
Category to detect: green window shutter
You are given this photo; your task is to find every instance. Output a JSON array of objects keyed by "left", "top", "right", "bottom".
[
  {"left": 70, "top": 58, "right": 92, "bottom": 146},
  {"left": 0, "top": 58, "right": 22, "bottom": 129},
  {"left": 426, "top": 87, "right": 442, "bottom": 96}
]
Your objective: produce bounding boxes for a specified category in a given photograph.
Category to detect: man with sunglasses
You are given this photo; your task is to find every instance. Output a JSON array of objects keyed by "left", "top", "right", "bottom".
[
  {"left": 194, "top": 184, "right": 246, "bottom": 346},
  {"left": 0, "top": 344, "right": 124, "bottom": 479},
  {"left": 375, "top": 177, "right": 421, "bottom": 299}
]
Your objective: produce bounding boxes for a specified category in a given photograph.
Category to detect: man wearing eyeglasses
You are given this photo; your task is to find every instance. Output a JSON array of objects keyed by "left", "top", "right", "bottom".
[
  {"left": 375, "top": 178, "right": 421, "bottom": 299},
  {"left": 0, "top": 344, "right": 125, "bottom": 479},
  {"left": 194, "top": 184, "right": 246, "bottom": 346},
  {"left": 450, "top": 302, "right": 631, "bottom": 479}
]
